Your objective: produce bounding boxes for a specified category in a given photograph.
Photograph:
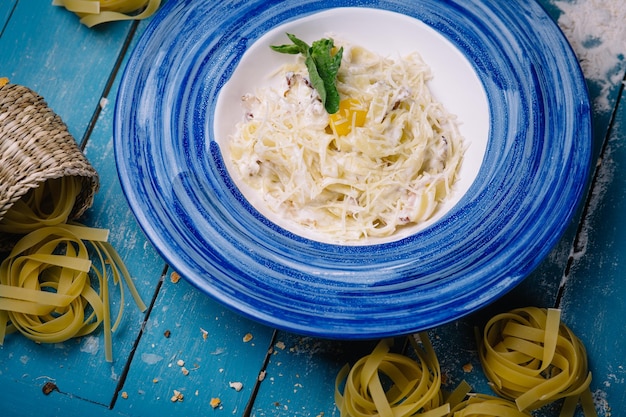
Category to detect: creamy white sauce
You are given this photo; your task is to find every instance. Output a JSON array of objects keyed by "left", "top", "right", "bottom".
[{"left": 229, "top": 42, "right": 466, "bottom": 242}]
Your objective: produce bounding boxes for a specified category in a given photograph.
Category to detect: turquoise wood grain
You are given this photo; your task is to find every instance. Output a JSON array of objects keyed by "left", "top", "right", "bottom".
[
  {"left": 559, "top": 83, "right": 626, "bottom": 417},
  {"left": 112, "top": 273, "right": 275, "bottom": 416},
  {"left": 3, "top": 378, "right": 132, "bottom": 417},
  {"left": 250, "top": 331, "right": 379, "bottom": 417},
  {"left": 0, "top": 1, "right": 162, "bottom": 413},
  {"left": 77, "top": 19, "right": 168, "bottom": 405},
  {"left": 0, "top": 0, "right": 17, "bottom": 35},
  {"left": 0, "top": 1, "right": 130, "bottom": 142}
]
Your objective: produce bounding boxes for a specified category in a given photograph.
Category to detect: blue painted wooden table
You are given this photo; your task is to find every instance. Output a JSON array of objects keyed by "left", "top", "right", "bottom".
[{"left": 1, "top": 1, "right": 624, "bottom": 416}]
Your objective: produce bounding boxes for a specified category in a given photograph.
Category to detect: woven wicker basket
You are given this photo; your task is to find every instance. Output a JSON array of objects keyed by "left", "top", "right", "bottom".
[{"left": 0, "top": 83, "right": 99, "bottom": 251}]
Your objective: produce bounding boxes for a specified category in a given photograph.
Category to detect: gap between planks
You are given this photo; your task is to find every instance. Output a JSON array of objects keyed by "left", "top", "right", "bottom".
[
  {"left": 79, "top": 19, "right": 141, "bottom": 151},
  {"left": 555, "top": 70, "right": 626, "bottom": 308},
  {"left": 109, "top": 263, "right": 168, "bottom": 409}
]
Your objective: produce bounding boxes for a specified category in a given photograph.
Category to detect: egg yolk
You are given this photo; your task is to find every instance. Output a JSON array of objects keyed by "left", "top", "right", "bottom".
[{"left": 329, "top": 98, "right": 367, "bottom": 136}]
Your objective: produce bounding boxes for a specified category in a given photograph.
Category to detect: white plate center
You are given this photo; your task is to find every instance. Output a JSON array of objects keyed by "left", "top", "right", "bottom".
[{"left": 214, "top": 7, "right": 489, "bottom": 245}]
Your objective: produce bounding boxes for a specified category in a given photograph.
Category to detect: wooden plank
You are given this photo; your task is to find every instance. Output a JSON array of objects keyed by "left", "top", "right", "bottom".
[
  {"left": 0, "top": 1, "right": 131, "bottom": 141},
  {"left": 250, "top": 331, "right": 380, "bottom": 417},
  {"left": 0, "top": 2, "right": 165, "bottom": 412},
  {"left": 558, "top": 83, "right": 626, "bottom": 417},
  {"left": 112, "top": 272, "right": 276, "bottom": 415},
  {"left": 0, "top": 0, "right": 17, "bottom": 35},
  {"left": 2, "top": 378, "right": 131, "bottom": 417}
]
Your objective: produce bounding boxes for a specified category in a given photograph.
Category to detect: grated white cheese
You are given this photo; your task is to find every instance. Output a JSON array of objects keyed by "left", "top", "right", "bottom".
[{"left": 229, "top": 42, "right": 465, "bottom": 241}]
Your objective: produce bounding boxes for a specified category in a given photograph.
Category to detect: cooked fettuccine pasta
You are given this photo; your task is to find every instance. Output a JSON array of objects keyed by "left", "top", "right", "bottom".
[{"left": 229, "top": 40, "right": 465, "bottom": 241}]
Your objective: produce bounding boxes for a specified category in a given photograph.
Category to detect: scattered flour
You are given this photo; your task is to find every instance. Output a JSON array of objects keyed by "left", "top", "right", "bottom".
[
  {"left": 141, "top": 352, "right": 164, "bottom": 365},
  {"left": 592, "top": 389, "right": 612, "bottom": 416},
  {"left": 559, "top": 119, "right": 620, "bottom": 295},
  {"left": 572, "top": 134, "right": 616, "bottom": 260},
  {"left": 80, "top": 336, "right": 100, "bottom": 355},
  {"left": 554, "top": 0, "right": 626, "bottom": 112}
]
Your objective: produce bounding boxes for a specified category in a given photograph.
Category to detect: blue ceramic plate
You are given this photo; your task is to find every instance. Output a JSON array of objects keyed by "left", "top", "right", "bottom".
[{"left": 114, "top": 0, "right": 591, "bottom": 337}]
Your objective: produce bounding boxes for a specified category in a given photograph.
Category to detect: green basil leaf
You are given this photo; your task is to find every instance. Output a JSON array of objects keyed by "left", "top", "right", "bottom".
[
  {"left": 269, "top": 44, "right": 302, "bottom": 54},
  {"left": 304, "top": 54, "right": 327, "bottom": 107},
  {"left": 270, "top": 33, "right": 343, "bottom": 114},
  {"left": 285, "top": 33, "right": 311, "bottom": 54},
  {"left": 311, "top": 38, "right": 342, "bottom": 114}
]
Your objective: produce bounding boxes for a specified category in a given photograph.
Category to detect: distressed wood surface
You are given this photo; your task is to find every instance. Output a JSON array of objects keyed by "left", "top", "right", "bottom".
[{"left": 0, "top": 1, "right": 624, "bottom": 416}]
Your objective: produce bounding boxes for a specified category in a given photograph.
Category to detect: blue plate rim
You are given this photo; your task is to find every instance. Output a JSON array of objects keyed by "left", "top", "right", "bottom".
[{"left": 114, "top": 0, "right": 592, "bottom": 338}]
